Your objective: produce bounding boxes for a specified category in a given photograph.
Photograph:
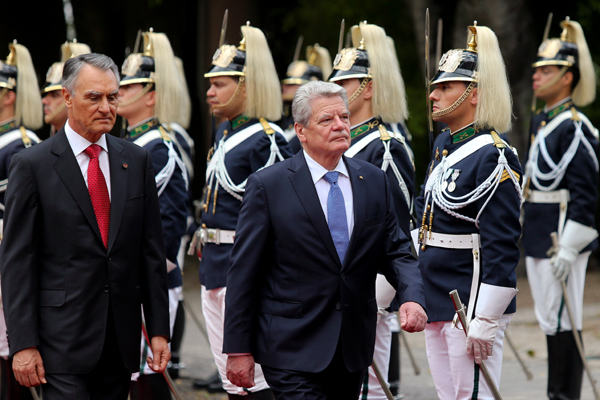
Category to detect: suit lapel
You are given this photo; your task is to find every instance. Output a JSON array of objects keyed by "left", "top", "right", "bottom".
[
  {"left": 51, "top": 129, "right": 103, "bottom": 245},
  {"left": 344, "top": 156, "right": 365, "bottom": 271},
  {"left": 106, "top": 135, "right": 127, "bottom": 252},
  {"left": 288, "top": 152, "right": 341, "bottom": 268}
]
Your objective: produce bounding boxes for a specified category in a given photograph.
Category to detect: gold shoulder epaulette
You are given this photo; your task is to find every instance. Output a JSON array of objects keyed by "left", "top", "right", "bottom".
[
  {"left": 378, "top": 125, "right": 391, "bottom": 141},
  {"left": 570, "top": 107, "right": 581, "bottom": 122},
  {"left": 259, "top": 118, "right": 275, "bottom": 135},
  {"left": 490, "top": 131, "right": 506, "bottom": 148},
  {"left": 158, "top": 125, "right": 172, "bottom": 142},
  {"left": 20, "top": 126, "right": 32, "bottom": 148}
]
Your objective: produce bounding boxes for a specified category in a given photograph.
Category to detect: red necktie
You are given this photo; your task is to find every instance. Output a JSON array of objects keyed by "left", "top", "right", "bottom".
[{"left": 84, "top": 144, "right": 110, "bottom": 248}]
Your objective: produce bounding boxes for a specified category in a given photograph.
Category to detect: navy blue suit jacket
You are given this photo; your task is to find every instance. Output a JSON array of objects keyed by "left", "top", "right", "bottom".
[{"left": 223, "top": 151, "right": 425, "bottom": 373}]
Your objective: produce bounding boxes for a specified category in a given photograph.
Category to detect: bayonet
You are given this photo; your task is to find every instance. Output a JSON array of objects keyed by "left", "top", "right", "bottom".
[
  {"left": 338, "top": 19, "right": 345, "bottom": 53},
  {"left": 219, "top": 9, "right": 229, "bottom": 47},
  {"left": 293, "top": 36, "right": 304, "bottom": 63}
]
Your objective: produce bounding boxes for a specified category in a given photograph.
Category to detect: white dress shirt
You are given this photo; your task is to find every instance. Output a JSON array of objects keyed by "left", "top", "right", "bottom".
[
  {"left": 64, "top": 120, "right": 112, "bottom": 200},
  {"left": 303, "top": 150, "right": 354, "bottom": 238}
]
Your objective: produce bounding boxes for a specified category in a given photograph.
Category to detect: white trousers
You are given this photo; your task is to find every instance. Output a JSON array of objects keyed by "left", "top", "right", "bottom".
[
  {"left": 425, "top": 314, "right": 511, "bottom": 400},
  {"left": 133, "top": 285, "right": 182, "bottom": 379},
  {"left": 359, "top": 312, "right": 395, "bottom": 400},
  {"left": 201, "top": 286, "right": 269, "bottom": 395},
  {"left": 525, "top": 252, "right": 588, "bottom": 335}
]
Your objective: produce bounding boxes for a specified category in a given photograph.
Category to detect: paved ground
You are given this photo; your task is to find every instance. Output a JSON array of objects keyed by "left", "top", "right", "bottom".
[{"left": 172, "top": 257, "right": 600, "bottom": 399}]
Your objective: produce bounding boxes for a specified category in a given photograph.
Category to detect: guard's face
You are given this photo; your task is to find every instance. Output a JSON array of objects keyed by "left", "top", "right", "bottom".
[
  {"left": 532, "top": 65, "right": 566, "bottom": 101},
  {"left": 335, "top": 78, "right": 362, "bottom": 114},
  {"left": 282, "top": 84, "right": 300, "bottom": 102},
  {"left": 117, "top": 83, "right": 151, "bottom": 121},
  {"left": 296, "top": 96, "right": 351, "bottom": 158},
  {"left": 42, "top": 90, "right": 67, "bottom": 127},
  {"left": 206, "top": 76, "right": 246, "bottom": 120},
  {"left": 429, "top": 81, "right": 475, "bottom": 123},
  {"left": 63, "top": 65, "right": 118, "bottom": 141}
]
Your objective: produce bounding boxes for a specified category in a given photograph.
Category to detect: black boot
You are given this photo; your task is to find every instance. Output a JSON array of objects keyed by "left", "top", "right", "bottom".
[
  {"left": 547, "top": 331, "right": 584, "bottom": 400},
  {"left": 168, "top": 300, "right": 186, "bottom": 379},
  {"left": 193, "top": 370, "right": 223, "bottom": 390},
  {"left": 388, "top": 331, "right": 401, "bottom": 396}
]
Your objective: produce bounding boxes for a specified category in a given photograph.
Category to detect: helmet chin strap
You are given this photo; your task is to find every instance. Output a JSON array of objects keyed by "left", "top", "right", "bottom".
[
  {"left": 118, "top": 83, "right": 154, "bottom": 107},
  {"left": 211, "top": 76, "right": 245, "bottom": 110},
  {"left": 347, "top": 78, "right": 370, "bottom": 104},
  {"left": 432, "top": 82, "right": 475, "bottom": 117},
  {"left": 534, "top": 65, "right": 569, "bottom": 96}
]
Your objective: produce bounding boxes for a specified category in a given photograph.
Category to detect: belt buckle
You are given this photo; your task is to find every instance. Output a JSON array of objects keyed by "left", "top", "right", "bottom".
[{"left": 214, "top": 228, "right": 221, "bottom": 245}]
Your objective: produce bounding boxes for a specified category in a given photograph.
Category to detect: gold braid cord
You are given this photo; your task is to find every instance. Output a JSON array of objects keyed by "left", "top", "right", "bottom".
[
  {"left": 432, "top": 82, "right": 475, "bottom": 117},
  {"left": 44, "top": 102, "right": 67, "bottom": 123},
  {"left": 534, "top": 65, "right": 569, "bottom": 95},
  {"left": 212, "top": 76, "right": 245, "bottom": 109},
  {"left": 118, "top": 83, "right": 154, "bottom": 107},
  {"left": 348, "top": 78, "right": 370, "bottom": 104}
]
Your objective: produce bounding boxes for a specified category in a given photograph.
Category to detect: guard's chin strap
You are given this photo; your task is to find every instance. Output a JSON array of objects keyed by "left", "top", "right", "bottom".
[
  {"left": 211, "top": 76, "right": 246, "bottom": 109},
  {"left": 0, "top": 88, "right": 8, "bottom": 101},
  {"left": 432, "top": 82, "right": 476, "bottom": 117},
  {"left": 534, "top": 65, "right": 570, "bottom": 95},
  {"left": 348, "top": 78, "right": 370, "bottom": 104},
  {"left": 118, "top": 83, "right": 154, "bottom": 107},
  {"left": 44, "top": 102, "right": 66, "bottom": 123}
]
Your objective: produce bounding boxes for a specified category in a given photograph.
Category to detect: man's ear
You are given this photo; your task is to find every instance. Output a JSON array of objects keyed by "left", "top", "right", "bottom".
[
  {"left": 2, "top": 90, "right": 16, "bottom": 106},
  {"left": 469, "top": 87, "right": 478, "bottom": 106},
  {"left": 62, "top": 87, "right": 73, "bottom": 109},
  {"left": 146, "top": 90, "right": 156, "bottom": 107},
  {"left": 363, "top": 80, "right": 373, "bottom": 100},
  {"left": 562, "top": 71, "right": 574, "bottom": 87},
  {"left": 295, "top": 122, "right": 307, "bottom": 143}
]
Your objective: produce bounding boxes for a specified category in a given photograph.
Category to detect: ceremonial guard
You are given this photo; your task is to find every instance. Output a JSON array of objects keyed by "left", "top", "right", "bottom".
[
  {"left": 0, "top": 41, "right": 42, "bottom": 400},
  {"left": 42, "top": 41, "right": 91, "bottom": 134},
  {"left": 117, "top": 30, "right": 188, "bottom": 400},
  {"left": 328, "top": 22, "right": 414, "bottom": 399},
  {"left": 415, "top": 24, "right": 522, "bottom": 399},
  {"left": 522, "top": 18, "right": 598, "bottom": 400},
  {"left": 280, "top": 40, "right": 331, "bottom": 153},
  {"left": 189, "top": 22, "right": 292, "bottom": 399}
]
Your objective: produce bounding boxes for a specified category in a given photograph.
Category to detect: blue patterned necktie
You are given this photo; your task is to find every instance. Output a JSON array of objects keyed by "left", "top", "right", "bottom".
[{"left": 323, "top": 171, "right": 349, "bottom": 263}]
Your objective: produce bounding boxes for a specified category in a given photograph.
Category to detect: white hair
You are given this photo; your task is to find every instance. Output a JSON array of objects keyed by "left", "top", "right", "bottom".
[
  {"left": 13, "top": 44, "right": 43, "bottom": 130},
  {"left": 292, "top": 81, "right": 348, "bottom": 126},
  {"left": 241, "top": 25, "right": 282, "bottom": 121},
  {"left": 471, "top": 26, "right": 512, "bottom": 133}
]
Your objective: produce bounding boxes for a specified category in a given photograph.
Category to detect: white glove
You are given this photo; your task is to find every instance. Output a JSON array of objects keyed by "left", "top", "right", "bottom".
[
  {"left": 466, "top": 315, "right": 498, "bottom": 364},
  {"left": 465, "top": 283, "right": 517, "bottom": 364},
  {"left": 550, "top": 246, "right": 577, "bottom": 281}
]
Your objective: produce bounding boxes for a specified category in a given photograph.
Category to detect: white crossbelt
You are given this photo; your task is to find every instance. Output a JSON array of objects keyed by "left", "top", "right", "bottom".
[
  {"left": 526, "top": 188, "right": 570, "bottom": 238},
  {"left": 202, "top": 227, "right": 235, "bottom": 245}
]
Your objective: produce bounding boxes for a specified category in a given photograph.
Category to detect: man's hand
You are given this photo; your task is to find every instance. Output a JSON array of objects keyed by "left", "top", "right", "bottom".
[
  {"left": 399, "top": 301, "right": 427, "bottom": 332},
  {"left": 147, "top": 336, "right": 171, "bottom": 373},
  {"left": 226, "top": 354, "right": 255, "bottom": 388},
  {"left": 13, "top": 347, "right": 46, "bottom": 387},
  {"left": 466, "top": 315, "right": 499, "bottom": 364}
]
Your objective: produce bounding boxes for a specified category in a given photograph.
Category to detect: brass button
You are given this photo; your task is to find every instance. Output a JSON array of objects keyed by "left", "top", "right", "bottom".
[
  {"left": 442, "top": 149, "right": 448, "bottom": 157},
  {"left": 223, "top": 129, "right": 229, "bottom": 136},
  {"left": 540, "top": 121, "right": 546, "bottom": 127}
]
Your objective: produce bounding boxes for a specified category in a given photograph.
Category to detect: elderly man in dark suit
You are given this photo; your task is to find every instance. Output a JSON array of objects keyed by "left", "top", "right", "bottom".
[
  {"left": 223, "top": 81, "right": 427, "bottom": 400},
  {"left": 0, "top": 53, "right": 170, "bottom": 400}
]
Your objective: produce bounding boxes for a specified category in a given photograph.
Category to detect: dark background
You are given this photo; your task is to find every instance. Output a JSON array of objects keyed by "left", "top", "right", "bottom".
[{"left": 3, "top": 0, "right": 600, "bottom": 268}]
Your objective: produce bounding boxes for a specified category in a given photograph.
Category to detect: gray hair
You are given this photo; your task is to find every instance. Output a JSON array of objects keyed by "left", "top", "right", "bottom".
[
  {"left": 292, "top": 81, "right": 349, "bottom": 126},
  {"left": 62, "top": 53, "right": 120, "bottom": 94}
]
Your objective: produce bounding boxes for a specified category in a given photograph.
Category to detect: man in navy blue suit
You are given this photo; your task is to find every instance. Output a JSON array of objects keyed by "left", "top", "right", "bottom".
[{"left": 223, "top": 81, "right": 426, "bottom": 400}]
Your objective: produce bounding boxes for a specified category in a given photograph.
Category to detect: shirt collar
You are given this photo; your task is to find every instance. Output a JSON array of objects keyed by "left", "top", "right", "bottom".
[
  {"left": 303, "top": 150, "right": 349, "bottom": 185},
  {"left": 65, "top": 119, "right": 109, "bottom": 157}
]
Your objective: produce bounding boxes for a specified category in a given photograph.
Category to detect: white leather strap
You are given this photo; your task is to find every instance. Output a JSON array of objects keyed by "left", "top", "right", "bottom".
[
  {"left": 202, "top": 228, "right": 235, "bottom": 245},
  {"left": 467, "top": 234, "right": 481, "bottom": 325},
  {"left": 420, "top": 231, "right": 479, "bottom": 250},
  {"left": 132, "top": 130, "right": 162, "bottom": 147},
  {"left": 344, "top": 131, "right": 380, "bottom": 158},
  {"left": 526, "top": 189, "right": 570, "bottom": 204}
]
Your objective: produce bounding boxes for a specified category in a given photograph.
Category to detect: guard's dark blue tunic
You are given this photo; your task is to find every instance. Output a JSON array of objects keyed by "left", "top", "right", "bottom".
[
  {"left": 522, "top": 99, "right": 599, "bottom": 258},
  {"left": 200, "top": 115, "right": 293, "bottom": 290},
  {"left": 415, "top": 126, "right": 522, "bottom": 322}
]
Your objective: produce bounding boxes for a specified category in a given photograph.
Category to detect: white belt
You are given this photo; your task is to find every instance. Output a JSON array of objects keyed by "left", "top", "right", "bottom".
[
  {"left": 526, "top": 189, "right": 569, "bottom": 238},
  {"left": 420, "top": 231, "right": 481, "bottom": 325},
  {"left": 526, "top": 189, "right": 570, "bottom": 204},
  {"left": 203, "top": 228, "right": 235, "bottom": 245}
]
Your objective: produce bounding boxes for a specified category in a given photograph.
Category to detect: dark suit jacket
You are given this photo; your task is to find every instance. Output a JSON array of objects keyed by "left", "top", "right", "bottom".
[
  {"left": 223, "top": 151, "right": 425, "bottom": 373},
  {"left": 0, "top": 129, "right": 170, "bottom": 374}
]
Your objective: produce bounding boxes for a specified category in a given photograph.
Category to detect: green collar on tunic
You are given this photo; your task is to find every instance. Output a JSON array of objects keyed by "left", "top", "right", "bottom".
[
  {"left": 451, "top": 125, "right": 477, "bottom": 143},
  {"left": 0, "top": 119, "right": 16, "bottom": 135},
  {"left": 129, "top": 118, "right": 160, "bottom": 139},
  {"left": 547, "top": 100, "right": 572, "bottom": 120},
  {"left": 350, "top": 118, "right": 380, "bottom": 139},
  {"left": 231, "top": 114, "right": 251, "bottom": 130}
]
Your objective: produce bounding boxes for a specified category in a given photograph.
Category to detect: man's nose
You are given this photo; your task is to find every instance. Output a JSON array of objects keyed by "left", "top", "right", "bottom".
[
  {"left": 207, "top": 85, "right": 215, "bottom": 97},
  {"left": 429, "top": 89, "right": 439, "bottom": 101},
  {"left": 98, "top": 97, "right": 111, "bottom": 113},
  {"left": 332, "top": 115, "right": 346, "bottom": 130}
]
